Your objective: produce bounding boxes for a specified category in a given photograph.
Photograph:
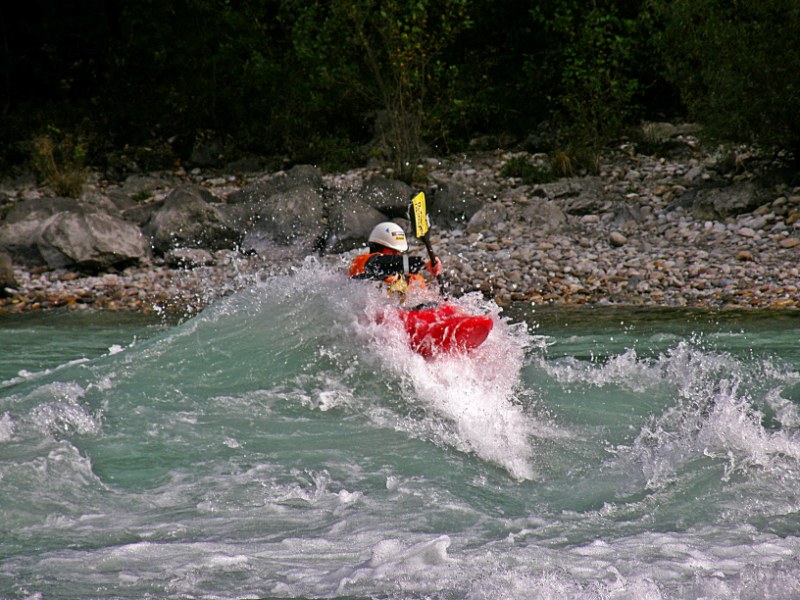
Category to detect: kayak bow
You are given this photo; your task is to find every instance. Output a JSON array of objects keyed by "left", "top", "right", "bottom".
[{"left": 398, "top": 303, "right": 493, "bottom": 358}]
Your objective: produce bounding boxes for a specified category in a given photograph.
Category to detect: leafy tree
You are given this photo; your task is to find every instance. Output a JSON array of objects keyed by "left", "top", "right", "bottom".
[
  {"left": 427, "top": 0, "right": 549, "bottom": 151},
  {"left": 292, "top": 0, "right": 471, "bottom": 181},
  {"left": 650, "top": 0, "right": 800, "bottom": 160},
  {"left": 105, "top": 1, "right": 288, "bottom": 149},
  {"left": 5, "top": 0, "right": 799, "bottom": 177},
  {"left": 530, "top": 0, "right": 648, "bottom": 170}
]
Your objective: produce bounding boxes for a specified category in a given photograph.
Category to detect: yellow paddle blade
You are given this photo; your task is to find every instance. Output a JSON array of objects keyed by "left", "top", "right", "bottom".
[{"left": 411, "top": 192, "right": 429, "bottom": 238}]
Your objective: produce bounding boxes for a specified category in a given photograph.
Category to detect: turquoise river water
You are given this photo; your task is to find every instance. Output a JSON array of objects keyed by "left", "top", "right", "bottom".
[{"left": 1, "top": 261, "right": 800, "bottom": 599}]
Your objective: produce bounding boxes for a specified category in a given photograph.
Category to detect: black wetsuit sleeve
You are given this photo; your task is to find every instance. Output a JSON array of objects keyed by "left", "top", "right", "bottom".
[{"left": 361, "top": 254, "right": 426, "bottom": 280}]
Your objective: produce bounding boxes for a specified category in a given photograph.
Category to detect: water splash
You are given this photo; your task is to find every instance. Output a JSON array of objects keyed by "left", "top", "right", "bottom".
[
  {"left": 347, "top": 285, "right": 536, "bottom": 479},
  {"left": 5, "top": 267, "right": 800, "bottom": 600}
]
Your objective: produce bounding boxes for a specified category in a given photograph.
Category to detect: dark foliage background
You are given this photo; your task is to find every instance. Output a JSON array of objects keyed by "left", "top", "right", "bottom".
[{"left": 1, "top": 0, "right": 798, "bottom": 178}]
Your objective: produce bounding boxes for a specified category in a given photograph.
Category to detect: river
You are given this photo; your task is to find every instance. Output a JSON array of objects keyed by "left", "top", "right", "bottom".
[{"left": 2, "top": 261, "right": 799, "bottom": 599}]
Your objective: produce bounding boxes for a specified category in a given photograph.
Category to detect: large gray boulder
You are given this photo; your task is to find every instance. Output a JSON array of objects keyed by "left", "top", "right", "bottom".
[
  {"left": 691, "top": 182, "right": 768, "bottom": 220},
  {"left": 429, "top": 183, "right": 484, "bottom": 228},
  {"left": 281, "top": 164, "right": 324, "bottom": 190},
  {"left": 466, "top": 203, "right": 511, "bottom": 234},
  {"left": 226, "top": 164, "right": 323, "bottom": 206},
  {"left": 0, "top": 219, "right": 46, "bottom": 266},
  {"left": 3, "top": 197, "right": 83, "bottom": 224},
  {"left": 358, "top": 176, "right": 413, "bottom": 217},
  {"left": 520, "top": 199, "right": 567, "bottom": 231},
  {"left": 37, "top": 211, "right": 150, "bottom": 271},
  {"left": 324, "top": 197, "right": 387, "bottom": 253},
  {"left": 145, "top": 185, "right": 240, "bottom": 254},
  {"left": 240, "top": 185, "right": 325, "bottom": 253}
]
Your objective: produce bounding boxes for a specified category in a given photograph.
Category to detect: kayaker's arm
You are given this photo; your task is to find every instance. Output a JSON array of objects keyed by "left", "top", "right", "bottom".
[{"left": 363, "top": 254, "right": 426, "bottom": 279}]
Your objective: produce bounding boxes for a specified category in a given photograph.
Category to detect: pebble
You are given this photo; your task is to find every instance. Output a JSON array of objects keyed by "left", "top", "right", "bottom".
[
  {"left": 3, "top": 142, "right": 800, "bottom": 315},
  {"left": 609, "top": 232, "right": 627, "bottom": 247}
]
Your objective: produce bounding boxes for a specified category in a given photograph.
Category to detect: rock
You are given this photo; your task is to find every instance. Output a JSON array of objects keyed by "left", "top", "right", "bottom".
[
  {"left": 683, "top": 166, "right": 703, "bottom": 182},
  {"left": 226, "top": 179, "right": 284, "bottom": 206},
  {"left": 106, "top": 175, "right": 170, "bottom": 210},
  {"left": 325, "top": 197, "right": 387, "bottom": 253},
  {"left": 122, "top": 199, "right": 166, "bottom": 226},
  {"left": 283, "top": 164, "right": 324, "bottom": 191},
  {"left": 358, "top": 175, "right": 413, "bottom": 217},
  {"left": 4, "top": 131, "right": 800, "bottom": 314},
  {"left": 226, "top": 164, "right": 323, "bottom": 206},
  {"left": 692, "top": 182, "right": 768, "bottom": 220},
  {"left": 611, "top": 204, "right": 644, "bottom": 232},
  {"left": 106, "top": 190, "right": 139, "bottom": 211},
  {"left": 226, "top": 156, "right": 265, "bottom": 173},
  {"left": 0, "top": 252, "right": 17, "bottom": 294},
  {"left": 37, "top": 211, "right": 150, "bottom": 271},
  {"left": 609, "top": 231, "right": 627, "bottom": 247},
  {"left": 667, "top": 189, "right": 697, "bottom": 211},
  {"left": 121, "top": 174, "right": 169, "bottom": 197},
  {"left": 240, "top": 185, "right": 325, "bottom": 252},
  {"left": 428, "top": 182, "right": 484, "bottom": 227},
  {"left": 2, "top": 197, "right": 83, "bottom": 224},
  {"left": 466, "top": 203, "right": 510, "bottom": 234},
  {"left": 536, "top": 177, "right": 591, "bottom": 200},
  {"left": 737, "top": 227, "right": 756, "bottom": 238},
  {"left": 519, "top": 199, "right": 567, "bottom": 232},
  {"left": 145, "top": 185, "right": 240, "bottom": 254},
  {"left": 0, "top": 219, "right": 46, "bottom": 266},
  {"left": 744, "top": 215, "right": 768, "bottom": 230}
]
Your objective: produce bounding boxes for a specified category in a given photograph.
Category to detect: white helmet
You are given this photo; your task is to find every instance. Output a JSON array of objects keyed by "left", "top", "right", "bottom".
[{"left": 369, "top": 222, "right": 408, "bottom": 252}]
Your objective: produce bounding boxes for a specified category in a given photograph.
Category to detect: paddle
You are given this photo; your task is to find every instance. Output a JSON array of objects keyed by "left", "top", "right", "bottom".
[{"left": 409, "top": 192, "right": 446, "bottom": 296}]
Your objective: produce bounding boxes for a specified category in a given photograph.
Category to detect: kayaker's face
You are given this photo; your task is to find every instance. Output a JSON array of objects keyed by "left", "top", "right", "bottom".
[{"left": 380, "top": 248, "right": 401, "bottom": 256}]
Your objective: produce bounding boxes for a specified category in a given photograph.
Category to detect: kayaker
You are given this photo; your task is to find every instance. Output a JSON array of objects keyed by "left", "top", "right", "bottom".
[{"left": 349, "top": 222, "right": 443, "bottom": 291}]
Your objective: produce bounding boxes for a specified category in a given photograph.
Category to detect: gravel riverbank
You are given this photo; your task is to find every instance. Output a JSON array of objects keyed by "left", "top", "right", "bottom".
[{"left": 2, "top": 137, "right": 799, "bottom": 317}]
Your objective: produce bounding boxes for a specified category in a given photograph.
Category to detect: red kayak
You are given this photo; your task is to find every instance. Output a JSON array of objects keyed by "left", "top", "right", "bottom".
[{"left": 397, "top": 303, "right": 493, "bottom": 358}]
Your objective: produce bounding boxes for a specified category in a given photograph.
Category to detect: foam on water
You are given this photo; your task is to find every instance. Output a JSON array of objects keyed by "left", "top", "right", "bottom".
[
  {"left": 346, "top": 287, "right": 537, "bottom": 480},
  {"left": 3, "top": 263, "right": 800, "bottom": 599},
  {"left": 614, "top": 341, "right": 800, "bottom": 488},
  {"left": 5, "top": 261, "right": 534, "bottom": 488},
  {"left": 532, "top": 329, "right": 800, "bottom": 536},
  {"left": 212, "top": 260, "right": 542, "bottom": 480}
]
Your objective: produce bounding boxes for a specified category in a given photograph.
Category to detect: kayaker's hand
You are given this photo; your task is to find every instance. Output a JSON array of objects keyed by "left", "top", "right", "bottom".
[{"left": 426, "top": 258, "right": 443, "bottom": 278}]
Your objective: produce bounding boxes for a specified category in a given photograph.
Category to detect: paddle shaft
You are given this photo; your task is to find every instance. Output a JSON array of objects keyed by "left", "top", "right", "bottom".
[{"left": 421, "top": 234, "right": 446, "bottom": 296}]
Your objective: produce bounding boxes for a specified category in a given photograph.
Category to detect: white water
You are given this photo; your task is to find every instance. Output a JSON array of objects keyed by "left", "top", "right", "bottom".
[{"left": 2, "top": 262, "right": 800, "bottom": 598}]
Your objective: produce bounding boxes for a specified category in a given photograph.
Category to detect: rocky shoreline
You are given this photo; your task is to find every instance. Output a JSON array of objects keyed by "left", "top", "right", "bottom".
[{"left": 1, "top": 130, "right": 799, "bottom": 318}]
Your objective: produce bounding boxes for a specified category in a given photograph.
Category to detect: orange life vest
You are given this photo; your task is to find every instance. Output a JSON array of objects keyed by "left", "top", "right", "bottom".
[{"left": 348, "top": 252, "right": 426, "bottom": 288}]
